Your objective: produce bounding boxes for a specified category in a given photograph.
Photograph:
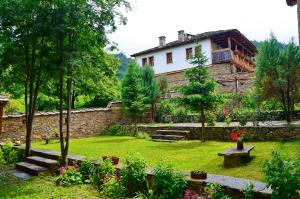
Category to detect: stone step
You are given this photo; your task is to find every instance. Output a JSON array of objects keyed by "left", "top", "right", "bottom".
[
  {"left": 16, "top": 162, "right": 47, "bottom": 176},
  {"left": 30, "top": 148, "right": 85, "bottom": 164},
  {"left": 151, "top": 134, "right": 185, "bottom": 140},
  {"left": 26, "top": 156, "right": 58, "bottom": 169},
  {"left": 9, "top": 169, "right": 33, "bottom": 180},
  {"left": 152, "top": 139, "right": 176, "bottom": 143},
  {"left": 156, "top": 129, "right": 189, "bottom": 136}
]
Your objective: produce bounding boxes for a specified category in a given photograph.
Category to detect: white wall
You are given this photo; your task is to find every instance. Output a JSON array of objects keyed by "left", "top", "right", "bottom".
[{"left": 134, "top": 39, "right": 212, "bottom": 74}]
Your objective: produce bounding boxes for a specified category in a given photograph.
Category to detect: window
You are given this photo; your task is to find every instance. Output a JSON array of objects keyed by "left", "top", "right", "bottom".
[
  {"left": 195, "top": 45, "right": 202, "bottom": 56},
  {"left": 186, "top": 48, "right": 193, "bottom": 60},
  {"left": 142, "top": 58, "right": 147, "bottom": 66},
  {"left": 149, "top": 56, "right": 154, "bottom": 66},
  {"left": 166, "top": 52, "right": 173, "bottom": 64}
]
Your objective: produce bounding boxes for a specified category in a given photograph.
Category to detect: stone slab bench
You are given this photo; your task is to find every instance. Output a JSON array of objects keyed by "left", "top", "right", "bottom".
[{"left": 218, "top": 146, "right": 254, "bottom": 168}]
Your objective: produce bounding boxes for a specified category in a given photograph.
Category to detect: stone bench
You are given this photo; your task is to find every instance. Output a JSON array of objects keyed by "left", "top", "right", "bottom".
[{"left": 218, "top": 146, "right": 254, "bottom": 168}]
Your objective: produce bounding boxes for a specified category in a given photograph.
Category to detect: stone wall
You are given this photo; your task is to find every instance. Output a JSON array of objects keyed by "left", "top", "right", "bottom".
[
  {"left": 156, "top": 63, "right": 254, "bottom": 95},
  {"left": 0, "top": 101, "right": 123, "bottom": 142},
  {"left": 137, "top": 126, "right": 300, "bottom": 141}
]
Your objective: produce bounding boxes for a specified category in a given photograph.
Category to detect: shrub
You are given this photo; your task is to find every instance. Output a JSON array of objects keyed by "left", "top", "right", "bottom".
[
  {"left": 263, "top": 151, "right": 300, "bottom": 199},
  {"left": 153, "top": 162, "right": 187, "bottom": 199},
  {"left": 242, "top": 183, "right": 255, "bottom": 199},
  {"left": 204, "top": 183, "right": 231, "bottom": 199},
  {"left": 120, "top": 154, "right": 148, "bottom": 197},
  {"left": 92, "top": 159, "right": 116, "bottom": 190},
  {"left": 0, "top": 142, "right": 23, "bottom": 165},
  {"left": 206, "top": 111, "right": 216, "bottom": 126},
  {"left": 57, "top": 169, "right": 83, "bottom": 186},
  {"left": 103, "top": 124, "right": 135, "bottom": 136},
  {"left": 100, "top": 179, "right": 126, "bottom": 199},
  {"left": 79, "top": 160, "right": 95, "bottom": 183},
  {"left": 136, "top": 132, "right": 150, "bottom": 140}
]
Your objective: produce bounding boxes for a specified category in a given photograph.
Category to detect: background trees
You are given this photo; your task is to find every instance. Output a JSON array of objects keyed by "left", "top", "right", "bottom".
[{"left": 255, "top": 34, "right": 300, "bottom": 123}]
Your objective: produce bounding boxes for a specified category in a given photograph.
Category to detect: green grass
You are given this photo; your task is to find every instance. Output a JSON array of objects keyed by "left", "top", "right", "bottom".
[
  {"left": 0, "top": 172, "right": 101, "bottom": 199},
  {"left": 32, "top": 136, "right": 300, "bottom": 181}
]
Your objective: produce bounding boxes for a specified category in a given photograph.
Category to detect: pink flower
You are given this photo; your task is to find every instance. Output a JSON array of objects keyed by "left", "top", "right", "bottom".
[{"left": 230, "top": 132, "right": 238, "bottom": 142}]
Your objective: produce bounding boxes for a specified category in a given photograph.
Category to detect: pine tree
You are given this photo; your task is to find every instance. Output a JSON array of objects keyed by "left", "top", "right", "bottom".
[
  {"left": 141, "top": 65, "right": 160, "bottom": 122},
  {"left": 180, "top": 51, "right": 221, "bottom": 141},
  {"left": 121, "top": 61, "right": 146, "bottom": 129}
]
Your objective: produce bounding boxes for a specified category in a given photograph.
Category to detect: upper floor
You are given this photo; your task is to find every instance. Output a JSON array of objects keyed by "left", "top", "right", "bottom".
[{"left": 131, "top": 29, "right": 257, "bottom": 74}]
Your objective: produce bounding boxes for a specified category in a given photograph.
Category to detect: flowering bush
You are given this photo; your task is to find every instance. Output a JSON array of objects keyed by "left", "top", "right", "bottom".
[
  {"left": 184, "top": 189, "right": 198, "bottom": 199},
  {"left": 229, "top": 129, "right": 243, "bottom": 142}
]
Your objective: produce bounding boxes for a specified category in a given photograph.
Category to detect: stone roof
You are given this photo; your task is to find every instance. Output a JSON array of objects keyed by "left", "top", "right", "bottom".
[
  {"left": 286, "top": 0, "right": 297, "bottom": 6},
  {"left": 131, "top": 29, "right": 257, "bottom": 57}
]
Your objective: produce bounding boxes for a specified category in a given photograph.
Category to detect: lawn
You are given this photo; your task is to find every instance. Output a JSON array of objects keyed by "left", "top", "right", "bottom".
[
  {"left": 0, "top": 165, "right": 101, "bottom": 199},
  {"left": 32, "top": 136, "right": 300, "bottom": 181}
]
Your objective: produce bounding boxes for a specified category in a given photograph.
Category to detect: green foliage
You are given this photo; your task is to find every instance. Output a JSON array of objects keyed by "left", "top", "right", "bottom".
[
  {"left": 242, "top": 183, "right": 255, "bottom": 199},
  {"left": 141, "top": 65, "right": 160, "bottom": 105},
  {"left": 206, "top": 111, "right": 217, "bottom": 126},
  {"left": 255, "top": 34, "right": 300, "bottom": 122},
  {"left": 263, "top": 151, "right": 300, "bottom": 199},
  {"left": 102, "top": 124, "right": 135, "bottom": 136},
  {"left": 79, "top": 160, "right": 95, "bottom": 183},
  {"left": 116, "top": 53, "right": 132, "bottom": 79},
  {"left": 157, "top": 75, "right": 168, "bottom": 98},
  {"left": 100, "top": 179, "right": 126, "bottom": 199},
  {"left": 92, "top": 159, "right": 116, "bottom": 190},
  {"left": 153, "top": 162, "right": 187, "bottom": 199},
  {"left": 58, "top": 169, "right": 83, "bottom": 186},
  {"left": 0, "top": 142, "right": 23, "bottom": 166},
  {"left": 136, "top": 132, "right": 151, "bottom": 140},
  {"left": 204, "top": 183, "right": 231, "bottom": 199},
  {"left": 120, "top": 154, "right": 148, "bottom": 197},
  {"left": 121, "top": 61, "right": 146, "bottom": 124}
]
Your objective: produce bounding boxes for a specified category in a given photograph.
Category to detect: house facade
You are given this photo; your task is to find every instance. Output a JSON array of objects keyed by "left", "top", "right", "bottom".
[{"left": 131, "top": 29, "right": 257, "bottom": 95}]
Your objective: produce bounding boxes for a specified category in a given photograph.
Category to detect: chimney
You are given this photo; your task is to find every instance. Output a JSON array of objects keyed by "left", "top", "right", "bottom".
[
  {"left": 178, "top": 30, "right": 186, "bottom": 41},
  {"left": 159, "top": 36, "right": 166, "bottom": 46}
]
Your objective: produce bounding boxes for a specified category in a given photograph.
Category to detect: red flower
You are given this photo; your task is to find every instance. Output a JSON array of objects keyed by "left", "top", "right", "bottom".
[{"left": 230, "top": 132, "right": 238, "bottom": 142}]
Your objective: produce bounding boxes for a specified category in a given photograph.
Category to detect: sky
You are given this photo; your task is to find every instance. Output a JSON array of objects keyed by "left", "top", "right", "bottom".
[{"left": 109, "top": 0, "right": 298, "bottom": 57}]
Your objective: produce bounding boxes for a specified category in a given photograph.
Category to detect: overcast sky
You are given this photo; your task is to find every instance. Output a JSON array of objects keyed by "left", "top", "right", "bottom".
[{"left": 109, "top": 0, "right": 298, "bottom": 57}]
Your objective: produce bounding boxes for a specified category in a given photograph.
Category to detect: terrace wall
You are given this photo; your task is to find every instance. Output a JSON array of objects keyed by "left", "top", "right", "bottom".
[
  {"left": 137, "top": 126, "right": 300, "bottom": 141},
  {"left": 0, "top": 101, "right": 123, "bottom": 142}
]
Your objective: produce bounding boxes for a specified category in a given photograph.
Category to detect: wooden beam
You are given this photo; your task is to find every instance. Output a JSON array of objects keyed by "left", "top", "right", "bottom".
[{"left": 230, "top": 37, "right": 254, "bottom": 57}]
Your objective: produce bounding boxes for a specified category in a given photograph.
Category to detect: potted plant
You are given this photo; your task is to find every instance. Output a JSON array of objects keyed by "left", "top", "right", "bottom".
[
  {"left": 190, "top": 170, "right": 207, "bottom": 180},
  {"left": 102, "top": 156, "right": 120, "bottom": 165},
  {"left": 230, "top": 129, "right": 244, "bottom": 150}
]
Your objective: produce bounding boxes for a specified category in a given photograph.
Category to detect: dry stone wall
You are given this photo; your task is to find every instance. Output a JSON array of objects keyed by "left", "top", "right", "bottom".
[{"left": 0, "top": 101, "right": 123, "bottom": 142}]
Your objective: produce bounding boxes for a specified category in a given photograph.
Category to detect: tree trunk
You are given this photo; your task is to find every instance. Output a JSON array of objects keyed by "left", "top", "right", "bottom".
[
  {"left": 200, "top": 106, "right": 205, "bottom": 142},
  {"left": 298, "top": 0, "right": 300, "bottom": 45}
]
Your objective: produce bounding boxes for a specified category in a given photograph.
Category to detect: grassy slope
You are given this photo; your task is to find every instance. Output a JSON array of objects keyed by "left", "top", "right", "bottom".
[
  {"left": 0, "top": 174, "right": 101, "bottom": 199},
  {"left": 33, "top": 136, "right": 300, "bottom": 181}
]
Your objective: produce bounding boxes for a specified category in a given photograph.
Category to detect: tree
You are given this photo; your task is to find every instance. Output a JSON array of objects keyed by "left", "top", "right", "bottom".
[
  {"left": 157, "top": 75, "right": 168, "bottom": 98},
  {"left": 141, "top": 65, "right": 160, "bottom": 122},
  {"left": 179, "top": 51, "right": 221, "bottom": 141},
  {"left": 0, "top": 0, "right": 56, "bottom": 156},
  {"left": 255, "top": 34, "right": 300, "bottom": 123},
  {"left": 121, "top": 61, "right": 145, "bottom": 129},
  {"left": 52, "top": 0, "right": 131, "bottom": 166}
]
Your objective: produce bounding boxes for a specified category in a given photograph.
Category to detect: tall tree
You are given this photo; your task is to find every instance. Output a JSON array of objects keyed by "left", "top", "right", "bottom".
[
  {"left": 121, "top": 61, "right": 145, "bottom": 129},
  {"left": 52, "top": 0, "right": 131, "bottom": 166},
  {"left": 0, "top": 0, "right": 56, "bottom": 156},
  {"left": 141, "top": 65, "right": 160, "bottom": 121},
  {"left": 255, "top": 34, "right": 300, "bottom": 123},
  {"left": 179, "top": 51, "right": 221, "bottom": 141}
]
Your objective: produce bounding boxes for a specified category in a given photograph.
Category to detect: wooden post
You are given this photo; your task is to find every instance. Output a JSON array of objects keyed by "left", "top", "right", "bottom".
[{"left": 0, "top": 103, "right": 3, "bottom": 133}]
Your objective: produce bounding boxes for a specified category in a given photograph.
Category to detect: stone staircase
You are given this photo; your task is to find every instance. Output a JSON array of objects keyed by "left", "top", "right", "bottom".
[
  {"left": 15, "top": 148, "right": 85, "bottom": 176},
  {"left": 151, "top": 129, "right": 189, "bottom": 142}
]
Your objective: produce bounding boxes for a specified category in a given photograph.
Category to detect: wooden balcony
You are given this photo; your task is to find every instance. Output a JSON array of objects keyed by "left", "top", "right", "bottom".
[{"left": 212, "top": 48, "right": 254, "bottom": 72}]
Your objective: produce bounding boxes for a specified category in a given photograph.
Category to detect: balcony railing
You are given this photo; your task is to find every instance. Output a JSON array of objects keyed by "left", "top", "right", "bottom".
[{"left": 212, "top": 49, "right": 254, "bottom": 72}]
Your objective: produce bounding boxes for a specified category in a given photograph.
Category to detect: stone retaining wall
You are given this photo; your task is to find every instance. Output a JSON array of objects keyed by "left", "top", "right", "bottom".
[
  {"left": 0, "top": 101, "right": 123, "bottom": 142},
  {"left": 137, "top": 126, "right": 300, "bottom": 141}
]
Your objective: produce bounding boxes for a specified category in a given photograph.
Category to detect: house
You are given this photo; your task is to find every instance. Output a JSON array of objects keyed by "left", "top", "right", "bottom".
[{"left": 131, "top": 29, "right": 257, "bottom": 95}]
